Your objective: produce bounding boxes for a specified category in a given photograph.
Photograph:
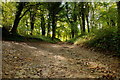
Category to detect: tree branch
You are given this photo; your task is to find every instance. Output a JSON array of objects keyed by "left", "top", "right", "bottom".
[{"left": 19, "top": 8, "right": 30, "bottom": 20}]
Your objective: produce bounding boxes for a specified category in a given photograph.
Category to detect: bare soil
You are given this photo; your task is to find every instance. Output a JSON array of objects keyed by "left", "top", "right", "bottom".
[{"left": 2, "top": 41, "right": 120, "bottom": 78}]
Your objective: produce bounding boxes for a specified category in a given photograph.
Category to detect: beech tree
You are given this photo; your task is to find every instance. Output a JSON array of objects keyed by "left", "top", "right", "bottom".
[{"left": 11, "top": 2, "right": 27, "bottom": 34}]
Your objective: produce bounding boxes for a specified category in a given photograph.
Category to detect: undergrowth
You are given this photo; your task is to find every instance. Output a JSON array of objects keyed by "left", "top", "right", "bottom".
[
  {"left": 3, "top": 33, "right": 61, "bottom": 43},
  {"left": 25, "top": 35, "right": 61, "bottom": 43},
  {"left": 70, "top": 27, "right": 120, "bottom": 55}
]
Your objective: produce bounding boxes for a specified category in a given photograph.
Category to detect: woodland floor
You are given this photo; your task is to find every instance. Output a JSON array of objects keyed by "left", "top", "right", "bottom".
[{"left": 2, "top": 41, "right": 120, "bottom": 78}]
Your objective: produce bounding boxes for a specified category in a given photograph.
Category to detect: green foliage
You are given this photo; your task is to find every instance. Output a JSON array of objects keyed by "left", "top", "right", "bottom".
[
  {"left": 23, "top": 35, "right": 61, "bottom": 43},
  {"left": 67, "top": 33, "right": 87, "bottom": 43},
  {"left": 4, "top": 33, "right": 61, "bottom": 43},
  {"left": 87, "top": 27, "right": 117, "bottom": 50},
  {"left": 67, "top": 37, "right": 77, "bottom": 43},
  {"left": 2, "top": 2, "right": 16, "bottom": 30},
  {"left": 74, "top": 33, "right": 94, "bottom": 45},
  {"left": 38, "top": 36, "right": 61, "bottom": 43},
  {"left": 74, "top": 27, "right": 119, "bottom": 54}
]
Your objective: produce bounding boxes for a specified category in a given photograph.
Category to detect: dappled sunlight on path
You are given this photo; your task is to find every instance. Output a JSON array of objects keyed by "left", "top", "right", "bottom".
[{"left": 2, "top": 41, "right": 120, "bottom": 78}]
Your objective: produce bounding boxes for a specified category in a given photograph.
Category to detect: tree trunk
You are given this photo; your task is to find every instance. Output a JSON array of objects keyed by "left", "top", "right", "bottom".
[
  {"left": 70, "top": 2, "right": 77, "bottom": 38},
  {"left": 11, "top": 2, "right": 24, "bottom": 34},
  {"left": 86, "top": 15, "right": 90, "bottom": 33},
  {"left": 85, "top": 3, "right": 90, "bottom": 33},
  {"left": 52, "top": 15, "right": 56, "bottom": 40},
  {"left": 47, "top": 13, "right": 51, "bottom": 37},
  {"left": 73, "top": 3, "right": 77, "bottom": 38},
  {"left": 11, "top": 18, "right": 21, "bottom": 34},
  {"left": 71, "top": 28, "right": 75, "bottom": 38},
  {"left": 81, "top": 3, "right": 86, "bottom": 35},
  {"left": 117, "top": 1, "right": 120, "bottom": 32},
  {"left": 30, "top": 10, "right": 35, "bottom": 35},
  {"left": 71, "top": 22, "right": 75, "bottom": 38},
  {"left": 82, "top": 13, "right": 85, "bottom": 33},
  {"left": 117, "top": 1, "right": 120, "bottom": 53},
  {"left": 41, "top": 14, "right": 46, "bottom": 36}
]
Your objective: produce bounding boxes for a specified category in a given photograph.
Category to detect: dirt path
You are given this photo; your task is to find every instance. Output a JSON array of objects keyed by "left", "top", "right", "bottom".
[{"left": 2, "top": 41, "right": 120, "bottom": 78}]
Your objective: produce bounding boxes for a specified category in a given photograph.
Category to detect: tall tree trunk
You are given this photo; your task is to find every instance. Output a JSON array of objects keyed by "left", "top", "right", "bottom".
[
  {"left": 91, "top": 10, "right": 95, "bottom": 31},
  {"left": 47, "top": 13, "right": 51, "bottom": 37},
  {"left": 30, "top": 10, "right": 35, "bottom": 35},
  {"left": 72, "top": 2, "right": 77, "bottom": 38},
  {"left": 85, "top": 3, "right": 90, "bottom": 33},
  {"left": 79, "top": 17, "right": 83, "bottom": 34},
  {"left": 81, "top": 3, "right": 86, "bottom": 35},
  {"left": 41, "top": 14, "right": 46, "bottom": 36},
  {"left": 11, "top": 2, "right": 24, "bottom": 34},
  {"left": 86, "top": 15, "right": 90, "bottom": 33},
  {"left": 52, "top": 15, "right": 56, "bottom": 40},
  {"left": 82, "top": 13, "right": 85, "bottom": 33}
]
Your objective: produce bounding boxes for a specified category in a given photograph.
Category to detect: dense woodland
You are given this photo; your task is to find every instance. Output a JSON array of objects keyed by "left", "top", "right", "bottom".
[
  {"left": 1, "top": 1, "right": 120, "bottom": 54},
  {"left": 2, "top": 1, "right": 120, "bottom": 78}
]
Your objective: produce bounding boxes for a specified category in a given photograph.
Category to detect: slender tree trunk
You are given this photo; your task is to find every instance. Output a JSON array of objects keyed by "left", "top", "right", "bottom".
[
  {"left": 86, "top": 15, "right": 90, "bottom": 33},
  {"left": 81, "top": 3, "right": 86, "bottom": 35},
  {"left": 41, "top": 14, "right": 46, "bottom": 36},
  {"left": 90, "top": 5, "right": 95, "bottom": 32},
  {"left": 82, "top": 15, "right": 86, "bottom": 34},
  {"left": 52, "top": 15, "right": 56, "bottom": 40},
  {"left": 70, "top": 2, "right": 77, "bottom": 38},
  {"left": 71, "top": 29, "right": 75, "bottom": 38},
  {"left": 66, "top": 35, "right": 67, "bottom": 41},
  {"left": 71, "top": 23, "right": 75, "bottom": 38},
  {"left": 73, "top": 2, "right": 77, "bottom": 37},
  {"left": 47, "top": 13, "right": 51, "bottom": 37},
  {"left": 86, "top": 3, "right": 90, "bottom": 33},
  {"left": 47, "top": 21, "right": 50, "bottom": 37},
  {"left": 30, "top": 10, "right": 35, "bottom": 35},
  {"left": 78, "top": 14, "right": 83, "bottom": 34}
]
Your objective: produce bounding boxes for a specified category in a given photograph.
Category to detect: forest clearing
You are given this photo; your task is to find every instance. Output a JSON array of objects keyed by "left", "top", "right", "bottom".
[{"left": 1, "top": 1, "right": 120, "bottom": 79}]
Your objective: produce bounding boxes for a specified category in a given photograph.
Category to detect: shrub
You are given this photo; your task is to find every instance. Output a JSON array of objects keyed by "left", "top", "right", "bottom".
[{"left": 86, "top": 27, "right": 119, "bottom": 53}]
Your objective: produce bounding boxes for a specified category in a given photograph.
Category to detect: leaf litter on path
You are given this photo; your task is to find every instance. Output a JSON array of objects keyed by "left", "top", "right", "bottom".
[{"left": 2, "top": 41, "right": 120, "bottom": 78}]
